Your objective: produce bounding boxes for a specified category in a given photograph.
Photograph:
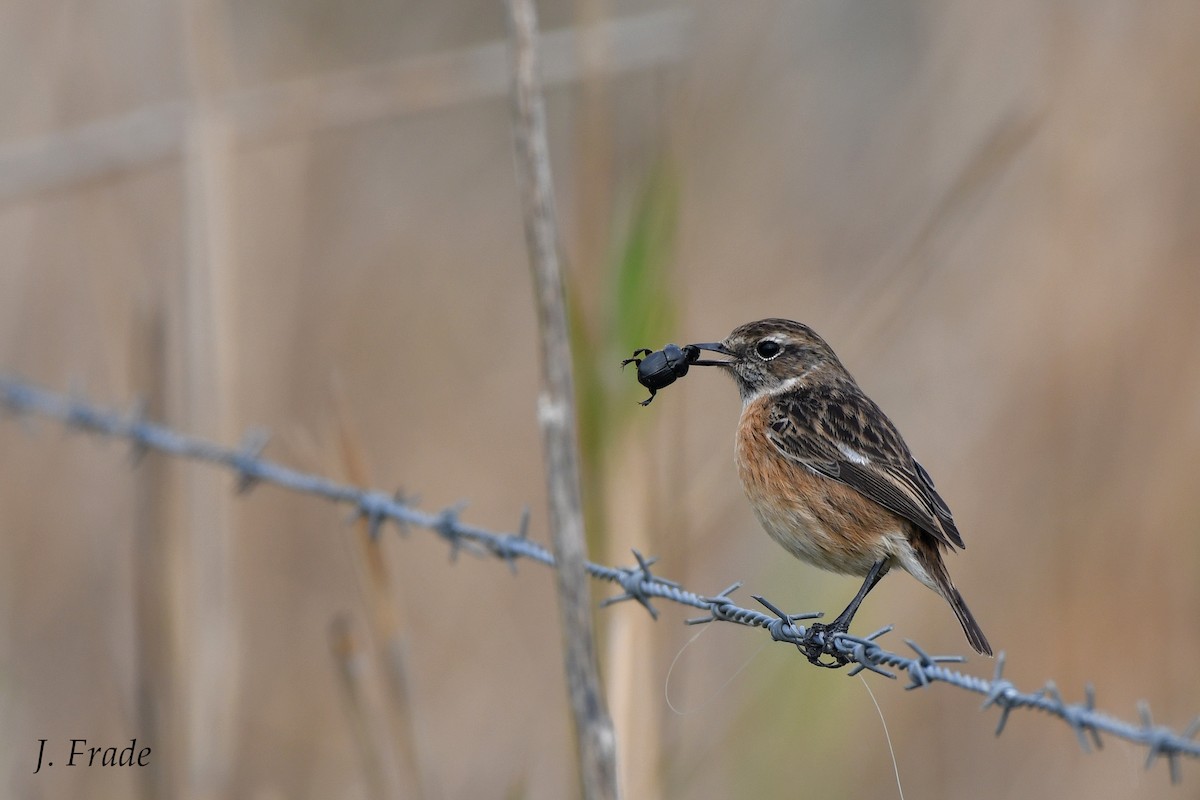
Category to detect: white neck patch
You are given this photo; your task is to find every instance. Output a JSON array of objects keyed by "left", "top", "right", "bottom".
[{"left": 740, "top": 374, "right": 808, "bottom": 408}]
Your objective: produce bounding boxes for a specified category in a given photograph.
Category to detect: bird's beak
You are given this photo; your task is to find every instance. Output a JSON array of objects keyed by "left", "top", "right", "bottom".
[{"left": 688, "top": 341, "right": 734, "bottom": 367}]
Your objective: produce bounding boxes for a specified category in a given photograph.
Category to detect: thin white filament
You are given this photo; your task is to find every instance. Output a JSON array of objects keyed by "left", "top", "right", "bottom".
[
  {"left": 664, "top": 625, "right": 768, "bottom": 715},
  {"left": 860, "top": 674, "right": 904, "bottom": 800}
]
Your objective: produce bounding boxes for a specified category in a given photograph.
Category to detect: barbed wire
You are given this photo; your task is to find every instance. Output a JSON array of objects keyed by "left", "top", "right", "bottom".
[{"left": 2, "top": 374, "right": 1198, "bottom": 782}]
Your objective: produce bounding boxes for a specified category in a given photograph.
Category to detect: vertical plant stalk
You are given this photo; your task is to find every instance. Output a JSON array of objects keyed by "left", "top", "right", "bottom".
[
  {"left": 328, "top": 616, "right": 398, "bottom": 800},
  {"left": 131, "top": 307, "right": 176, "bottom": 800},
  {"left": 333, "top": 391, "right": 435, "bottom": 799},
  {"left": 175, "top": 0, "right": 240, "bottom": 795},
  {"left": 503, "top": 1, "right": 620, "bottom": 798}
]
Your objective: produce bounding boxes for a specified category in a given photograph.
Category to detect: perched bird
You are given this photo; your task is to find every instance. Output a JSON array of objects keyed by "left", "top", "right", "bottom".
[{"left": 688, "top": 318, "right": 991, "bottom": 657}]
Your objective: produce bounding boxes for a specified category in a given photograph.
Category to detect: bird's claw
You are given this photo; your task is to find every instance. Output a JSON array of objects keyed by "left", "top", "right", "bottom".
[{"left": 801, "top": 622, "right": 852, "bottom": 668}]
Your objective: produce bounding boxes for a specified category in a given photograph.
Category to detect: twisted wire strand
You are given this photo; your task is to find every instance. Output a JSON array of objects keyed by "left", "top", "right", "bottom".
[{"left": 2, "top": 375, "right": 1197, "bottom": 781}]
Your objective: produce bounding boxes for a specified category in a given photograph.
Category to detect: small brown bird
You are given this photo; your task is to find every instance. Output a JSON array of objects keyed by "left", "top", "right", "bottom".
[{"left": 689, "top": 319, "right": 991, "bottom": 657}]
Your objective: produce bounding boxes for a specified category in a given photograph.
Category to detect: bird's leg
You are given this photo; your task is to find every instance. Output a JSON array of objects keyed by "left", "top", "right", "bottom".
[
  {"left": 828, "top": 558, "right": 890, "bottom": 632},
  {"left": 802, "top": 559, "right": 891, "bottom": 667}
]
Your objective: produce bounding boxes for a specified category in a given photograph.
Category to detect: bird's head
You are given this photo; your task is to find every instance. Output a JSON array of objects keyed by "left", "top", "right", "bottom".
[{"left": 690, "top": 318, "right": 846, "bottom": 403}]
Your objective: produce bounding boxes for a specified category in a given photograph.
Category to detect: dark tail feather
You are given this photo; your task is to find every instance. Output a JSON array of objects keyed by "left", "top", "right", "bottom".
[
  {"left": 917, "top": 542, "right": 993, "bottom": 656},
  {"left": 946, "top": 585, "right": 993, "bottom": 657}
]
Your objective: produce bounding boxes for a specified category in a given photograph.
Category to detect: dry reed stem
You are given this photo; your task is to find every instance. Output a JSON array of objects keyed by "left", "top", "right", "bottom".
[
  {"left": 130, "top": 306, "right": 175, "bottom": 800},
  {"left": 173, "top": 1, "right": 240, "bottom": 795},
  {"left": 333, "top": 383, "right": 435, "bottom": 798},
  {"left": 329, "top": 616, "right": 391, "bottom": 800},
  {"left": 504, "top": 0, "right": 620, "bottom": 797}
]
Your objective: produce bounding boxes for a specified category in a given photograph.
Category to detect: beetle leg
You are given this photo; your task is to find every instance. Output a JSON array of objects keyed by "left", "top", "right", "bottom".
[{"left": 620, "top": 348, "right": 653, "bottom": 369}]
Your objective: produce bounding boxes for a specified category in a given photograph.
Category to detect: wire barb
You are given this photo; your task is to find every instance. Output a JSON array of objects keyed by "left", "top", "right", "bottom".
[
  {"left": 126, "top": 397, "right": 151, "bottom": 464},
  {"left": 600, "top": 549, "right": 678, "bottom": 620},
  {"left": 686, "top": 582, "right": 745, "bottom": 625},
  {"left": 234, "top": 429, "right": 271, "bottom": 493},
  {"left": 392, "top": 489, "right": 419, "bottom": 537},
  {"left": 498, "top": 506, "right": 533, "bottom": 575},
  {"left": 354, "top": 491, "right": 394, "bottom": 540},
  {"left": 434, "top": 503, "right": 469, "bottom": 561},
  {"left": 1, "top": 374, "right": 1198, "bottom": 782}
]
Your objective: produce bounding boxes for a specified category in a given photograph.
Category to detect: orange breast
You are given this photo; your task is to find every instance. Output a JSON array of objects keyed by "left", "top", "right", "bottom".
[{"left": 734, "top": 397, "right": 906, "bottom": 577}]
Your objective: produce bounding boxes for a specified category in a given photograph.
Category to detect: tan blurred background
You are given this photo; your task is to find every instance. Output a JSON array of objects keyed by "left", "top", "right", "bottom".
[{"left": 2, "top": 1, "right": 1200, "bottom": 798}]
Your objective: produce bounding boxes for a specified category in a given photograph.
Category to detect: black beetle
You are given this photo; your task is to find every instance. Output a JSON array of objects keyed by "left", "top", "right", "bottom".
[{"left": 621, "top": 343, "right": 701, "bottom": 405}]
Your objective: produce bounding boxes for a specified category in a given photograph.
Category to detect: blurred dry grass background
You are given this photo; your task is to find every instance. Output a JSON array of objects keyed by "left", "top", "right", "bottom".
[{"left": 2, "top": 1, "right": 1200, "bottom": 798}]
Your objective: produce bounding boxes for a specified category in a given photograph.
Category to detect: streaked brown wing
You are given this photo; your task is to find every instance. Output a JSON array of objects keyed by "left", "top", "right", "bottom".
[{"left": 766, "top": 385, "right": 965, "bottom": 550}]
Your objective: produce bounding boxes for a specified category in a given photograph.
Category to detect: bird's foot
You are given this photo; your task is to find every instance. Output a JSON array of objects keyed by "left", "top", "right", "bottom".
[{"left": 800, "top": 621, "right": 852, "bottom": 668}]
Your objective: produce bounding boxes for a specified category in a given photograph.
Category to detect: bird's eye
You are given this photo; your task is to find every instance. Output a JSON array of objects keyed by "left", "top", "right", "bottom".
[{"left": 755, "top": 339, "right": 782, "bottom": 359}]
